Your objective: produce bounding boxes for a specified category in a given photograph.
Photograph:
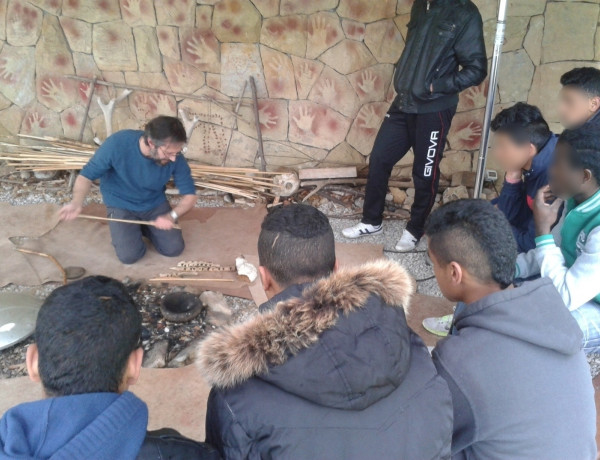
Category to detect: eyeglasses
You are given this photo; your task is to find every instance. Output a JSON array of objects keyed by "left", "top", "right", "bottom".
[{"left": 158, "top": 146, "right": 183, "bottom": 160}]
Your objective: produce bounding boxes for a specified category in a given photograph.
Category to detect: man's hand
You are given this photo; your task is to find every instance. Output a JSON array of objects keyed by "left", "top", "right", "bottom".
[
  {"left": 533, "top": 185, "right": 564, "bottom": 237},
  {"left": 505, "top": 170, "right": 522, "bottom": 184},
  {"left": 153, "top": 214, "right": 176, "bottom": 231},
  {"left": 59, "top": 202, "right": 83, "bottom": 221}
]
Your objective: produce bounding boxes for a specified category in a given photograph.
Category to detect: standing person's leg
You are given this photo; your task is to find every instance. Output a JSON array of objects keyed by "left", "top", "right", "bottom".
[
  {"left": 405, "top": 108, "right": 456, "bottom": 243},
  {"left": 142, "top": 201, "right": 185, "bottom": 257},
  {"left": 343, "top": 105, "right": 413, "bottom": 238},
  {"left": 106, "top": 207, "right": 147, "bottom": 264}
]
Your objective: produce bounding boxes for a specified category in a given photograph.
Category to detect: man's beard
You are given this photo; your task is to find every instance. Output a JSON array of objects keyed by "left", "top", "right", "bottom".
[{"left": 149, "top": 147, "right": 169, "bottom": 166}]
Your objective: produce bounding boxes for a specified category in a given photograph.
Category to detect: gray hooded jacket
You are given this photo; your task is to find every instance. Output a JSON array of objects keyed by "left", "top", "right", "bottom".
[{"left": 433, "top": 278, "right": 596, "bottom": 459}]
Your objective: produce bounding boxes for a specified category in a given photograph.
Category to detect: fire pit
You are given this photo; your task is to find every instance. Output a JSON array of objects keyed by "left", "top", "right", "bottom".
[{"left": 160, "top": 292, "right": 204, "bottom": 323}]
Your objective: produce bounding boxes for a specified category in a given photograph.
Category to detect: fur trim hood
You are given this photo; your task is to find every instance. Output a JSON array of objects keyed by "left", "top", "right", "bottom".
[{"left": 197, "top": 260, "right": 415, "bottom": 409}]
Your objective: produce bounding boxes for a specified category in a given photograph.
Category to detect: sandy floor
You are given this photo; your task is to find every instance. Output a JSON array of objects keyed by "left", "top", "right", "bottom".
[{"left": 0, "top": 173, "right": 597, "bottom": 379}]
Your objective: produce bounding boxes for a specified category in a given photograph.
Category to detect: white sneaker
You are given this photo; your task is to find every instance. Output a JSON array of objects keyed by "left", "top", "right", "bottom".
[
  {"left": 395, "top": 229, "right": 418, "bottom": 252},
  {"left": 423, "top": 313, "right": 454, "bottom": 337},
  {"left": 342, "top": 222, "right": 382, "bottom": 239}
]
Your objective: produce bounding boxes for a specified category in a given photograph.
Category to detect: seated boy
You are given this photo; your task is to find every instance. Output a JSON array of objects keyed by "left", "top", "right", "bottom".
[
  {"left": 199, "top": 204, "right": 453, "bottom": 459},
  {"left": 490, "top": 102, "right": 557, "bottom": 252},
  {"left": 516, "top": 128, "right": 600, "bottom": 354},
  {"left": 0, "top": 276, "right": 219, "bottom": 460},
  {"left": 428, "top": 199, "right": 596, "bottom": 459},
  {"left": 560, "top": 67, "right": 600, "bottom": 130}
]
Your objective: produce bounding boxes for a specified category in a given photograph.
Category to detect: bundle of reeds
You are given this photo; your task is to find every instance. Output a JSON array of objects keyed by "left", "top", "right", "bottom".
[{"left": 0, "top": 135, "right": 281, "bottom": 199}]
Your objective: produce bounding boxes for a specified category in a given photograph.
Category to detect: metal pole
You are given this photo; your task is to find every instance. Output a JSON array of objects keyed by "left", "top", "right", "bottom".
[{"left": 474, "top": 0, "right": 508, "bottom": 198}]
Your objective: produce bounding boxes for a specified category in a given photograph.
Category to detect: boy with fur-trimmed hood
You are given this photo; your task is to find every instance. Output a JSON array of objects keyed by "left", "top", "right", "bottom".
[{"left": 198, "top": 204, "right": 453, "bottom": 459}]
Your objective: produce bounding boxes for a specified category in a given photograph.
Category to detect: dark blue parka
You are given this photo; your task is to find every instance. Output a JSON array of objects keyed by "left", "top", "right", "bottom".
[{"left": 199, "top": 261, "right": 453, "bottom": 460}]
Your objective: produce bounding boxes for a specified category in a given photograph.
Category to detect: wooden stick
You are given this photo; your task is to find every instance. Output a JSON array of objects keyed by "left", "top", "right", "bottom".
[
  {"left": 65, "top": 75, "right": 248, "bottom": 118},
  {"left": 250, "top": 77, "right": 267, "bottom": 172},
  {"left": 14, "top": 248, "right": 67, "bottom": 285},
  {"left": 149, "top": 278, "right": 234, "bottom": 283},
  {"left": 77, "top": 214, "right": 182, "bottom": 230}
]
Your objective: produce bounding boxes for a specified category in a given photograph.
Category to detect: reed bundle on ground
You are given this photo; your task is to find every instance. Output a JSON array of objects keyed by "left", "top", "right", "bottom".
[{"left": 0, "top": 135, "right": 281, "bottom": 199}]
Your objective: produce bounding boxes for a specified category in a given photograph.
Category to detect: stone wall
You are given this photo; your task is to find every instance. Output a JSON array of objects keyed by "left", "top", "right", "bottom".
[{"left": 0, "top": 0, "right": 599, "bottom": 180}]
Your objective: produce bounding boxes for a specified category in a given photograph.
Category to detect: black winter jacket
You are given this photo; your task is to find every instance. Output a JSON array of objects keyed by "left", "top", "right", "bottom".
[
  {"left": 138, "top": 429, "right": 221, "bottom": 460},
  {"left": 433, "top": 279, "right": 597, "bottom": 459},
  {"left": 394, "top": 0, "right": 487, "bottom": 113},
  {"left": 199, "top": 260, "right": 454, "bottom": 460}
]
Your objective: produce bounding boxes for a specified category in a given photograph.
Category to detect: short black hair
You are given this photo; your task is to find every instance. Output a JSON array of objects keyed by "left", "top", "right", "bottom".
[
  {"left": 558, "top": 128, "right": 600, "bottom": 184},
  {"left": 560, "top": 67, "right": 600, "bottom": 98},
  {"left": 144, "top": 115, "right": 187, "bottom": 145},
  {"left": 491, "top": 102, "right": 552, "bottom": 152},
  {"left": 258, "top": 204, "right": 335, "bottom": 287},
  {"left": 425, "top": 199, "right": 517, "bottom": 289},
  {"left": 35, "top": 276, "right": 142, "bottom": 396}
]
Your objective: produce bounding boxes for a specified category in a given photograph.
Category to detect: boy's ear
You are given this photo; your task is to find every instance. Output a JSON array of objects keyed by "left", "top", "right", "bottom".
[
  {"left": 590, "top": 96, "right": 600, "bottom": 113},
  {"left": 120, "top": 347, "right": 144, "bottom": 392},
  {"left": 528, "top": 142, "right": 537, "bottom": 158},
  {"left": 449, "top": 261, "right": 464, "bottom": 286},
  {"left": 582, "top": 168, "right": 594, "bottom": 186},
  {"left": 259, "top": 265, "right": 272, "bottom": 292},
  {"left": 26, "top": 344, "right": 41, "bottom": 384}
]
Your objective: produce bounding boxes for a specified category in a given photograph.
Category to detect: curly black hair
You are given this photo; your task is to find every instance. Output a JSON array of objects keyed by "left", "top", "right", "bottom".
[
  {"left": 258, "top": 204, "right": 335, "bottom": 287},
  {"left": 559, "top": 127, "right": 600, "bottom": 184},
  {"left": 491, "top": 102, "right": 552, "bottom": 153}
]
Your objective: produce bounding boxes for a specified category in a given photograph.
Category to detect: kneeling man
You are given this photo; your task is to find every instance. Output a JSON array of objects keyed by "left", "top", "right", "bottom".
[{"left": 60, "top": 116, "right": 197, "bottom": 264}]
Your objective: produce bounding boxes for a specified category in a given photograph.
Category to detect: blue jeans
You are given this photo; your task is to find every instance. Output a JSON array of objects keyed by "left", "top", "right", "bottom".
[
  {"left": 572, "top": 302, "right": 600, "bottom": 355},
  {"left": 106, "top": 201, "right": 184, "bottom": 264}
]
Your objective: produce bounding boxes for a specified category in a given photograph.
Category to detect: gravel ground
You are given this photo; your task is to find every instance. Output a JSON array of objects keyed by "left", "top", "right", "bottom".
[{"left": 0, "top": 174, "right": 598, "bottom": 379}]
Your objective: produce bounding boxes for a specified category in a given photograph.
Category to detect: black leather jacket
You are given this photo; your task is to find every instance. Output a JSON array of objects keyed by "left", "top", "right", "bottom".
[
  {"left": 137, "top": 429, "right": 221, "bottom": 460},
  {"left": 394, "top": 0, "right": 487, "bottom": 113}
]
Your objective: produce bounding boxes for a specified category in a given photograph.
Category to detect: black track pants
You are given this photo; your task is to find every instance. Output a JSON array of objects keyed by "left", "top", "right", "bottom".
[{"left": 362, "top": 104, "right": 456, "bottom": 239}]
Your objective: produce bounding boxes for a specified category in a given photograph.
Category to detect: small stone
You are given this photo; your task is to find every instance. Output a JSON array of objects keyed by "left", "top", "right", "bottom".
[
  {"left": 389, "top": 187, "right": 406, "bottom": 205},
  {"left": 200, "top": 291, "right": 233, "bottom": 328},
  {"left": 406, "top": 188, "right": 415, "bottom": 198},
  {"left": 141, "top": 327, "right": 151, "bottom": 341},
  {"left": 354, "top": 197, "right": 364, "bottom": 208},
  {"left": 385, "top": 193, "right": 393, "bottom": 202},
  {"left": 443, "top": 186, "right": 470, "bottom": 204},
  {"left": 168, "top": 338, "right": 201, "bottom": 368},
  {"left": 142, "top": 339, "right": 169, "bottom": 368}
]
